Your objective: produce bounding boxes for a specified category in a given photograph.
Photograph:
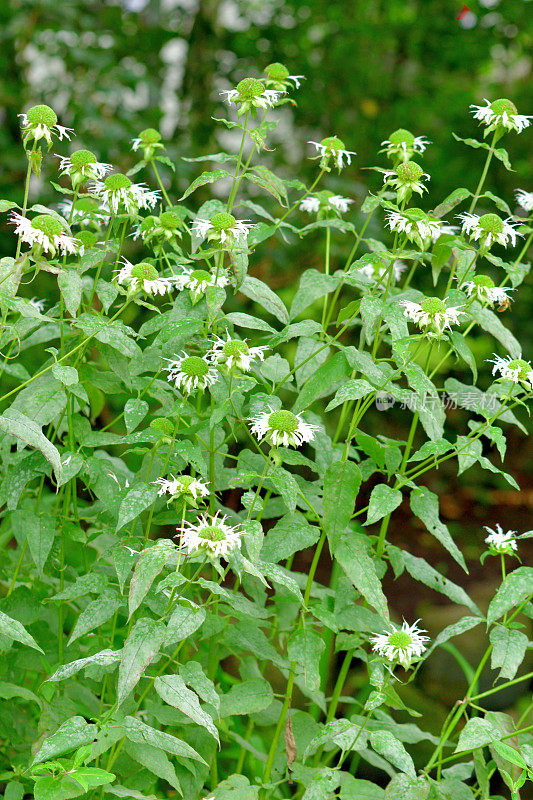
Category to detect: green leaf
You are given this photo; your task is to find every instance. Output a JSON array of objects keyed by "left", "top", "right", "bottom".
[
  {"left": 123, "top": 715, "right": 207, "bottom": 761},
  {"left": 154, "top": 674, "right": 219, "bottom": 742},
  {"left": 333, "top": 534, "right": 388, "bottom": 618},
  {"left": 383, "top": 775, "right": 430, "bottom": 800},
  {"left": 293, "top": 351, "right": 350, "bottom": 413},
  {"left": 432, "top": 188, "right": 471, "bottom": 218},
  {"left": 410, "top": 487, "right": 467, "bottom": 570},
  {"left": 52, "top": 363, "right": 79, "bottom": 386},
  {"left": 0, "top": 610, "right": 43, "bottom": 652},
  {"left": 370, "top": 730, "right": 416, "bottom": 778},
  {"left": 117, "top": 618, "right": 166, "bottom": 706},
  {"left": 366, "top": 485, "right": 402, "bottom": 526},
  {"left": 239, "top": 275, "right": 289, "bottom": 324},
  {"left": 260, "top": 513, "right": 320, "bottom": 563},
  {"left": 0, "top": 408, "right": 62, "bottom": 483},
  {"left": 287, "top": 629, "right": 325, "bottom": 692},
  {"left": 325, "top": 379, "right": 374, "bottom": 412},
  {"left": 219, "top": 677, "right": 273, "bottom": 716},
  {"left": 124, "top": 399, "right": 149, "bottom": 433},
  {"left": 268, "top": 466, "right": 298, "bottom": 512},
  {"left": 245, "top": 165, "right": 288, "bottom": 206},
  {"left": 290, "top": 269, "right": 339, "bottom": 320},
  {"left": 116, "top": 482, "right": 158, "bottom": 532},
  {"left": 47, "top": 649, "right": 121, "bottom": 682},
  {"left": 128, "top": 540, "right": 175, "bottom": 618},
  {"left": 467, "top": 305, "right": 521, "bottom": 358},
  {"left": 124, "top": 740, "right": 181, "bottom": 793},
  {"left": 179, "top": 660, "right": 220, "bottom": 710},
  {"left": 455, "top": 717, "right": 503, "bottom": 752},
  {"left": 68, "top": 590, "right": 122, "bottom": 644},
  {"left": 57, "top": 270, "right": 83, "bottom": 316},
  {"left": 32, "top": 716, "right": 97, "bottom": 765},
  {"left": 180, "top": 168, "right": 231, "bottom": 200},
  {"left": 491, "top": 741, "right": 527, "bottom": 770},
  {"left": 487, "top": 567, "right": 533, "bottom": 625},
  {"left": 323, "top": 461, "right": 362, "bottom": 548},
  {"left": 12, "top": 510, "right": 56, "bottom": 574},
  {"left": 165, "top": 602, "right": 206, "bottom": 645},
  {"left": 490, "top": 627, "right": 528, "bottom": 681},
  {"left": 424, "top": 616, "right": 483, "bottom": 658}
]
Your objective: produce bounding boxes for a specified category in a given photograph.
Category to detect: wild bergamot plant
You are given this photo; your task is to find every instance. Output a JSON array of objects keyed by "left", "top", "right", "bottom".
[{"left": 0, "top": 77, "right": 532, "bottom": 800}]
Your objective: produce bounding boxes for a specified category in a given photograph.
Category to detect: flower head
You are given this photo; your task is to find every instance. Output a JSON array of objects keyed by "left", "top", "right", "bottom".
[
  {"left": 488, "top": 354, "right": 533, "bottom": 390},
  {"left": 300, "top": 190, "right": 354, "bottom": 217},
  {"left": 221, "top": 77, "right": 285, "bottom": 116},
  {"left": 91, "top": 173, "right": 160, "bottom": 215},
  {"left": 56, "top": 149, "right": 112, "bottom": 189},
  {"left": 461, "top": 274, "right": 514, "bottom": 308},
  {"left": 250, "top": 408, "right": 319, "bottom": 448},
  {"left": 380, "top": 129, "right": 430, "bottom": 162},
  {"left": 192, "top": 212, "right": 254, "bottom": 246},
  {"left": 28, "top": 297, "right": 46, "bottom": 313},
  {"left": 470, "top": 98, "right": 532, "bottom": 135},
  {"left": 484, "top": 523, "right": 518, "bottom": 555},
  {"left": 359, "top": 259, "right": 406, "bottom": 285},
  {"left": 58, "top": 196, "right": 107, "bottom": 227},
  {"left": 457, "top": 212, "right": 521, "bottom": 249},
  {"left": 19, "top": 104, "right": 73, "bottom": 148},
  {"left": 515, "top": 189, "right": 533, "bottom": 213},
  {"left": 210, "top": 333, "right": 267, "bottom": 372},
  {"left": 264, "top": 62, "right": 304, "bottom": 91},
  {"left": 385, "top": 208, "right": 443, "bottom": 248},
  {"left": 9, "top": 212, "right": 81, "bottom": 258},
  {"left": 155, "top": 474, "right": 209, "bottom": 505},
  {"left": 371, "top": 620, "right": 429, "bottom": 670},
  {"left": 116, "top": 258, "right": 176, "bottom": 296},
  {"left": 401, "top": 296, "right": 466, "bottom": 337},
  {"left": 165, "top": 352, "right": 219, "bottom": 394},
  {"left": 308, "top": 136, "right": 356, "bottom": 171},
  {"left": 384, "top": 161, "right": 430, "bottom": 202},
  {"left": 176, "top": 511, "right": 243, "bottom": 559},
  {"left": 176, "top": 267, "right": 229, "bottom": 303},
  {"left": 131, "top": 127, "right": 164, "bottom": 160}
]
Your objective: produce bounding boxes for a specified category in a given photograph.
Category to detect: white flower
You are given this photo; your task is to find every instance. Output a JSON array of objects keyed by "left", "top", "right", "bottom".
[
  {"left": 515, "top": 189, "right": 533, "bottom": 213},
  {"left": 220, "top": 77, "right": 285, "bottom": 116},
  {"left": 359, "top": 259, "right": 406, "bottom": 285},
  {"left": 19, "top": 104, "right": 73, "bottom": 147},
  {"left": 56, "top": 150, "right": 112, "bottom": 188},
  {"left": 484, "top": 523, "right": 518, "bottom": 554},
  {"left": 470, "top": 98, "right": 532, "bottom": 134},
  {"left": 488, "top": 354, "right": 533, "bottom": 390},
  {"left": 192, "top": 212, "right": 254, "bottom": 245},
  {"left": 457, "top": 212, "right": 521, "bottom": 248},
  {"left": 116, "top": 259, "right": 176, "bottom": 296},
  {"left": 155, "top": 475, "right": 209, "bottom": 503},
  {"left": 131, "top": 128, "right": 164, "bottom": 159},
  {"left": 461, "top": 275, "right": 514, "bottom": 307},
  {"left": 401, "top": 296, "right": 466, "bottom": 336},
  {"left": 385, "top": 210, "right": 442, "bottom": 246},
  {"left": 308, "top": 136, "right": 356, "bottom": 170},
  {"left": 264, "top": 63, "right": 304, "bottom": 90},
  {"left": 210, "top": 333, "right": 267, "bottom": 371},
  {"left": 370, "top": 620, "right": 429, "bottom": 669},
  {"left": 165, "top": 352, "right": 219, "bottom": 394},
  {"left": 383, "top": 161, "right": 430, "bottom": 201},
  {"left": 9, "top": 212, "right": 81, "bottom": 257},
  {"left": 176, "top": 511, "right": 243, "bottom": 559},
  {"left": 250, "top": 408, "right": 319, "bottom": 448},
  {"left": 28, "top": 297, "right": 46, "bottom": 313},
  {"left": 90, "top": 173, "right": 160, "bottom": 215},
  {"left": 300, "top": 192, "right": 354, "bottom": 215},
  {"left": 381, "top": 129, "right": 430, "bottom": 162},
  {"left": 175, "top": 267, "right": 229, "bottom": 303}
]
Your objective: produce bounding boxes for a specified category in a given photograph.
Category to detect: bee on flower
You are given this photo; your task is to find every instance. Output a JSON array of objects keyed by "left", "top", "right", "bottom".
[
  {"left": 263, "top": 62, "right": 304, "bottom": 91},
  {"left": 175, "top": 268, "right": 229, "bottom": 304},
  {"left": 515, "top": 189, "right": 533, "bottom": 213},
  {"left": 19, "top": 104, "right": 73, "bottom": 148},
  {"left": 9, "top": 212, "right": 81, "bottom": 258},
  {"left": 250, "top": 408, "right": 319, "bottom": 448},
  {"left": 457, "top": 212, "right": 521, "bottom": 249},
  {"left": 308, "top": 136, "right": 356, "bottom": 172},
  {"left": 461, "top": 275, "right": 514, "bottom": 308},
  {"left": 192, "top": 212, "right": 254, "bottom": 247},
  {"left": 116, "top": 259, "right": 177, "bottom": 297},
  {"left": 385, "top": 209, "right": 443, "bottom": 248},
  {"left": 401, "top": 296, "right": 466, "bottom": 337},
  {"left": 176, "top": 511, "right": 243, "bottom": 559},
  {"left": 380, "top": 128, "right": 430, "bottom": 163},
  {"left": 383, "top": 161, "right": 430, "bottom": 203},
  {"left": 488, "top": 354, "right": 533, "bottom": 391},
  {"left": 165, "top": 352, "right": 219, "bottom": 394},
  {"left": 220, "top": 77, "right": 285, "bottom": 117},
  {"left": 131, "top": 128, "right": 165, "bottom": 161},
  {"left": 210, "top": 333, "right": 267, "bottom": 372},
  {"left": 470, "top": 98, "right": 532, "bottom": 135},
  {"left": 484, "top": 524, "right": 518, "bottom": 556},
  {"left": 370, "top": 620, "right": 429, "bottom": 670},
  {"left": 56, "top": 150, "right": 112, "bottom": 189},
  {"left": 90, "top": 173, "right": 160, "bottom": 216},
  {"left": 299, "top": 190, "right": 354, "bottom": 218},
  {"left": 155, "top": 475, "right": 209, "bottom": 506}
]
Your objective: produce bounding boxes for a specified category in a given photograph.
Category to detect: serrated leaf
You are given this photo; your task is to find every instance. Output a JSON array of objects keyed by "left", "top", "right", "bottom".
[
  {"left": 117, "top": 618, "right": 165, "bottom": 706},
  {"left": 0, "top": 408, "right": 62, "bottom": 483},
  {"left": 123, "top": 715, "right": 206, "bottom": 761},
  {"left": 490, "top": 626, "right": 528, "bottom": 681},
  {"left": 0, "top": 610, "right": 44, "bottom": 653},
  {"left": 410, "top": 487, "right": 467, "bottom": 570},
  {"left": 287, "top": 629, "right": 325, "bottom": 692},
  {"left": 239, "top": 275, "right": 289, "bottom": 324},
  {"left": 432, "top": 188, "right": 470, "bottom": 218},
  {"left": 47, "top": 649, "right": 122, "bottom": 682},
  {"left": 370, "top": 730, "right": 416, "bottom": 778},
  {"left": 154, "top": 674, "right": 219, "bottom": 742},
  {"left": 180, "top": 168, "right": 231, "bottom": 200},
  {"left": 455, "top": 717, "right": 502, "bottom": 752},
  {"left": 58, "top": 270, "right": 83, "bottom": 316},
  {"left": 366, "top": 485, "right": 402, "bottom": 526},
  {"left": 325, "top": 379, "right": 374, "bottom": 412},
  {"left": 116, "top": 482, "right": 158, "bottom": 532},
  {"left": 128, "top": 540, "right": 175, "bottom": 618},
  {"left": 323, "top": 460, "right": 362, "bottom": 548},
  {"left": 124, "top": 399, "right": 149, "bottom": 433},
  {"left": 333, "top": 534, "right": 388, "bottom": 618},
  {"left": 32, "top": 716, "right": 97, "bottom": 765},
  {"left": 68, "top": 590, "right": 122, "bottom": 644},
  {"left": 219, "top": 677, "right": 273, "bottom": 716},
  {"left": 487, "top": 567, "right": 533, "bottom": 625}
]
